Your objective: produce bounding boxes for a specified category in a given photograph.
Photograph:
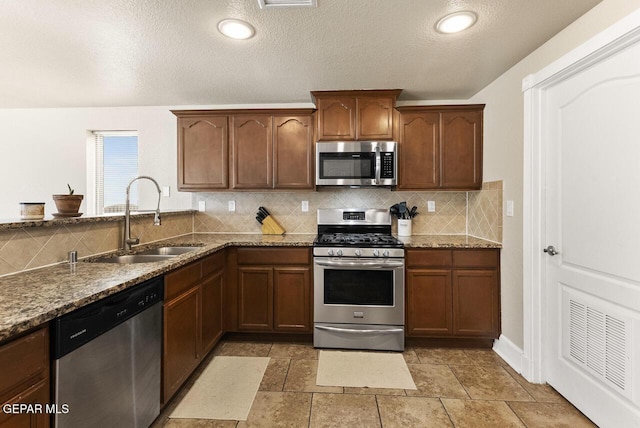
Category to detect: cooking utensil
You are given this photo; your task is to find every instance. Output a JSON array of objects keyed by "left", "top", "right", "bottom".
[{"left": 409, "top": 206, "right": 418, "bottom": 218}]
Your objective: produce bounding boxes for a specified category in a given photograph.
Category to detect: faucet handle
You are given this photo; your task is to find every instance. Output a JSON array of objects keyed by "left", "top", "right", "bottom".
[
  {"left": 154, "top": 212, "right": 161, "bottom": 226},
  {"left": 126, "top": 237, "right": 140, "bottom": 246}
]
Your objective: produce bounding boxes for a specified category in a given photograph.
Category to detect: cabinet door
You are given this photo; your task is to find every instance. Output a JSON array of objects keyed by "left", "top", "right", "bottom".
[
  {"left": 274, "top": 115, "right": 314, "bottom": 189},
  {"left": 273, "top": 267, "right": 311, "bottom": 332},
  {"left": 357, "top": 97, "right": 395, "bottom": 140},
  {"left": 441, "top": 110, "right": 482, "bottom": 189},
  {"left": 231, "top": 115, "right": 273, "bottom": 189},
  {"left": 397, "top": 111, "right": 440, "bottom": 189},
  {"left": 163, "top": 286, "right": 200, "bottom": 403},
  {"left": 406, "top": 270, "right": 453, "bottom": 336},
  {"left": 452, "top": 269, "right": 499, "bottom": 337},
  {"left": 315, "top": 97, "right": 356, "bottom": 141},
  {"left": 238, "top": 267, "right": 273, "bottom": 331},
  {"left": 0, "top": 379, "right": 49, "bottom": 428},
  {"left": 178, "top": 116, "right": 228, "bottom": 190},
  {"left": 201, "top": 270, "right": 224, "bottom": 356}
]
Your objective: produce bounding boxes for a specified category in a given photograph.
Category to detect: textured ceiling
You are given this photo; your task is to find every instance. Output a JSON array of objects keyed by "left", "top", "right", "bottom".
[{"left": 0, "top": 0, "right": 601, "bottom": 108}]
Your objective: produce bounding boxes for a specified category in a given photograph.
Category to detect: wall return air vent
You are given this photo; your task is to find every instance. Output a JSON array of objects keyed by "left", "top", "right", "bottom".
[{"left": 258, "top": 0, "right": 317, "bottom": 8}]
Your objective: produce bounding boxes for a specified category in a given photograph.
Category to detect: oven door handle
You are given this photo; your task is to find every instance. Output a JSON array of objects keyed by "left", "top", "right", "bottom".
[
  {"left": 314, "top": 259, "right": 404, "bottom": 269},
  {"left": 315, "top": 325, "right": 404, "bottom": 335}
]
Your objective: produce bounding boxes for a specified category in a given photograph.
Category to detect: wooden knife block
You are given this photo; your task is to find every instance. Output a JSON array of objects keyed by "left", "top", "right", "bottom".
[{"left": 261, "top": 215, "right": 285, "bottom": 235}]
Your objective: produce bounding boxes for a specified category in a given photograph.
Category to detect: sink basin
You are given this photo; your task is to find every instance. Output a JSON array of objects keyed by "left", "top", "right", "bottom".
[
  {"left": 93, "top": 254, "right": 176, "bottom": 264},
  {"left": 136, "top": 246, "right": 202, "bottom": 256}
]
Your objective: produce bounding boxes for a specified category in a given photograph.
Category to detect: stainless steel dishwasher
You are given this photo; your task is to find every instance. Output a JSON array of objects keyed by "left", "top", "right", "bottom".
[{"left": 53, "top": 276, "right": 163, "bottom": 428}]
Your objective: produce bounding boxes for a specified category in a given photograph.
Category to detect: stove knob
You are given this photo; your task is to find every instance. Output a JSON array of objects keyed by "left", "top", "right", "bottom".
[
  {"left": 383, "top": 250, "right": 390, "bottom": 258},
  {"left": 327, "top": 249, "right": 334, "bottom": 256},
  {"left": 373, "top": 249, "right": 380, "bottom": 257},
  {"left": 354, "top": 249, "right": 362, "bottom": 257},
  {"left": 337, "top": 249, "right": 343, "bottom": 257}
]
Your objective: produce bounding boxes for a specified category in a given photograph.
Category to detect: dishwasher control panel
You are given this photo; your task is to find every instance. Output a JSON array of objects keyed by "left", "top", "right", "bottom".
[{"left": 53, "top": 276, "right": 164, "bottom": 359}]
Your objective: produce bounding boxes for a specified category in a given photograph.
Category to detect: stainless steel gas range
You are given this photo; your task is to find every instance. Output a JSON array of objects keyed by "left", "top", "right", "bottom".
[{"left": 313, "top": 208, "right": 405, "bottom": 351}]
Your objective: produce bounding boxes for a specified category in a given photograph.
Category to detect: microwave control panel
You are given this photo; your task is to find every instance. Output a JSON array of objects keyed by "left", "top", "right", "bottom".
[{"left": 381, "top": 152, "right": 395, "bottom": 178}]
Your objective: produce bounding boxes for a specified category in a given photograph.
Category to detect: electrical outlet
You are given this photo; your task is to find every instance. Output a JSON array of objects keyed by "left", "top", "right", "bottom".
[
  {"left": 162, "top": 186, "right": 170, "bottom": 197},
  {"left": 198, "top": 200, "right": 206, "bottom": 212},
  {"left": 427, "top": 201, "right": 436, "bottom": 212},
  {"left": 506, "top": 200, "right": 514, "bottom": 217},
  {"left": 228, "top": 200, "right": 236, "bottom": 212},
  {"left": 301, "top": 201, "right": 309, "bottom": 212}
]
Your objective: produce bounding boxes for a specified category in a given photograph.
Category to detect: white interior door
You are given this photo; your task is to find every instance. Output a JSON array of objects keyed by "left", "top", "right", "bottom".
[{"left": 542, "top": 35, "right": 640, "bottom": 427}]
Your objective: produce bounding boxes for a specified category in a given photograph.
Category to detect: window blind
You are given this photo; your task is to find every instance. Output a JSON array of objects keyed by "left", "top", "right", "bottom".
[{"left": 93, "top": 131, "right": 138, "bottom": 214}]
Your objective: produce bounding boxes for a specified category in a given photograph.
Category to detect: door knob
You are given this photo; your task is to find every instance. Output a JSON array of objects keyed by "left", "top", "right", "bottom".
[{"left": 543, "top": 245, "right": 558, "bottom": 256}]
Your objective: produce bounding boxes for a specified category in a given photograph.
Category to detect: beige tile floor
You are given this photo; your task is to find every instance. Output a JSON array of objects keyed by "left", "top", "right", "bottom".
[{"left": 153, "top": 340, "right": 597, "bottom": 428}]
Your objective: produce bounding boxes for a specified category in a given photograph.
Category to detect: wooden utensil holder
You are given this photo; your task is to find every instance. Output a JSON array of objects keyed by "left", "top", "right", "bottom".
[{"left": 261, "top": 215, "right": 285, "bottom": 235}]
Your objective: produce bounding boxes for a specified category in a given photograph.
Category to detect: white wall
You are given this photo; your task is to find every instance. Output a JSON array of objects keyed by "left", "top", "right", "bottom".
[
  {"left": 470, "top": 0, "right": 640, "bottom": 349},
  {"left": 0, "top": 106, "right": 191, "bottom": 218}
]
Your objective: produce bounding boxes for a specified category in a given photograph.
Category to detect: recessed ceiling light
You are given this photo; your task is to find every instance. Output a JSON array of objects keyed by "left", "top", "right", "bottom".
[
  {"left": 218, "top": 19, "right": 256, "bottom": 40},
  {"left": 435, "top": 11, "right": 477, "bottom": 34}
]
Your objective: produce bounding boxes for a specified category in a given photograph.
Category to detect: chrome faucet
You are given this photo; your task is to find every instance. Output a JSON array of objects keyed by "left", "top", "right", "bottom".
[{"left": 123, "top": 175, "right": 162, "bottom": 251}]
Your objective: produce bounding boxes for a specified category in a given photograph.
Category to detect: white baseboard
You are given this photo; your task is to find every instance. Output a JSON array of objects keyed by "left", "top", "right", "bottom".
[{"left": 493, "top": 335, "right": 525, "bottom": 375}]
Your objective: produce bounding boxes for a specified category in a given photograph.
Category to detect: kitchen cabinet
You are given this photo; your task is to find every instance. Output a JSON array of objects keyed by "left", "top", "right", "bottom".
[
  {"left": 173, "top": 109, "right": 314, "bottom": 191},
  {"left": 406, "top": 248, "right": 500, "bottom": 339},
  {"left": 231, "top": 114, "right": 273, "bottom": 189},
  {"left": 163, "top": 251, "right": 225, "bottom": 403},
  {"left": 234, "top": 248, "right": 312, "bottom": 333},
  {"left": 0, "top": 326, "right": 49, "bottom": 428},
  {"left": 177, "top": 115, "right": 229, "bottom": 190},
  {"left": 311, "top": 90, "right": 402, "bottom": 141},
  {"left": 397, "top": 105, "right": 484, "bottom": 190}
]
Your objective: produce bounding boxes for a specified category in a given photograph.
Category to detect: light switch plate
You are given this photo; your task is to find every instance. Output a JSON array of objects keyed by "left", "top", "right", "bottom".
[
  {"left": 162, "top": 186, "right": 170, "bottom": 197},
  {"left": 228, "top": 200, "right": 236, "bottom": 212},
  {"left": 198, "top": 200, "right": 206, "bottom": 212},
  {"left": 427, "top": 201, "right": 436, "bottom": 212},
  {"left": 301, "top": 201, "right": 309, "bottom": 212}
]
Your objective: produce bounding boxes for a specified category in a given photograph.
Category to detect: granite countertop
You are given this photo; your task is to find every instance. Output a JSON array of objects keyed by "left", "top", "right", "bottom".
[{"left": 0, "top": 233, "right": 499, "bottom": 343}]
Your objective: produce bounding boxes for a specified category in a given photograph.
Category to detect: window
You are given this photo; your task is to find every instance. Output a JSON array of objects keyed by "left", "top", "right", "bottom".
[{"left": 93, "top": 131, "right": 138, "bottom": 214}]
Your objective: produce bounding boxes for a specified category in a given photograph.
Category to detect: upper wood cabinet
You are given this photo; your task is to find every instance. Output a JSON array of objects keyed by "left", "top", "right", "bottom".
[
  {"left": 397, "top": 105, "right": 484, "bottom": 190},
  {"left": 231, "top": 115, "right": 273, "bottom": 189},
  {"left": 177, "top": 115, "right": 228, "bottom": 190},
  {"left": 311, "top": 90, "right": 402, "bottom": 141},
  {"left": 273, "top": 115, "right": 314, "bottom": 189},
  {"left": 173, "top": 109, "right": 314, "bottom": 191}
]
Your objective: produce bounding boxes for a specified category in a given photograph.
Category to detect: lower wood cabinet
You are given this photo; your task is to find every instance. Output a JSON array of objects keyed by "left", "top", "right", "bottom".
[
  {"left": 163, "top": 251, "right": 225, "bottom": 403},
  {"left": 406, "top": 249, "right": 500, "bottom": 339},
  {"left": 0, "top": 326, "right": 50, "bottom": 428},
  {"left": 234, "top": 248, "right": 311, "bottom": 333}
]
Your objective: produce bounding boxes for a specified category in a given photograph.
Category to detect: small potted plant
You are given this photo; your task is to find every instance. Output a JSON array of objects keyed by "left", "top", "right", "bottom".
[{"left": 52, "top": 184, "right": 84, "bottom": 217}]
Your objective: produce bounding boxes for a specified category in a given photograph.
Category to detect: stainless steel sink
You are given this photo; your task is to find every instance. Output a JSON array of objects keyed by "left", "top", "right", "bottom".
[
  {"left": 136, "top": 246, "right": 202, "bottom": 256},
  {"left": 93, "top": 254, "right": 177, "bottom": 264}
]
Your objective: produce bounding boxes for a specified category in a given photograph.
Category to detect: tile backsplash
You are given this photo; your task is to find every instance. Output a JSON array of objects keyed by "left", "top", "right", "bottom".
[
  {"left": 193, "top": 181, "right": 503, "bottom": 241},
  {"left": 0, "top": 182, "right": 502, "bottom": 278},
  {"left": 0, "top": 213, "right": 193, "bottom": 277}
]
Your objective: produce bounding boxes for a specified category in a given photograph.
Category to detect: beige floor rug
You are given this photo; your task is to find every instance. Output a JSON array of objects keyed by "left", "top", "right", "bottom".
[
  {"left": 316, "top": 350, "right": 417, "bottom": 390},
  {"left": 169, "top": 356, "right": 269, "bottom": 421}
]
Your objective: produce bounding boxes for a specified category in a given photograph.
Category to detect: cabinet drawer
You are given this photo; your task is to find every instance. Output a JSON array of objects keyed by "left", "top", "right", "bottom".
[
  {"left": 202, "top": 251, "right": 225, "bottom": 277},
  {"left": 165, "top": 262, "right": 202, "bottom": 300},
  {"left": 452, "top": 250, "right": 499, "bottom": 268},
  {"left": 237, "top": 248, "right": 310, "bottom": 265},
  {"left": 406, "top": 250, "right": 452, "bottom": 268},
  {"left": 0, "top": 327, "right": 48, "bottom": 402}
]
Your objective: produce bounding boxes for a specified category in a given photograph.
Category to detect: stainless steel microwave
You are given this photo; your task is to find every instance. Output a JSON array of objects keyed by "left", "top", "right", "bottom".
[{"left": 316, "top": 141, "right": 397, "bottom": 187}]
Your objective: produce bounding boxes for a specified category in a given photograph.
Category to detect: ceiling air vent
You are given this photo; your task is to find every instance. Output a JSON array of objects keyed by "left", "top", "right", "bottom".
[{"left": 257, "top": 0, "right": 317, "bottom": 8}]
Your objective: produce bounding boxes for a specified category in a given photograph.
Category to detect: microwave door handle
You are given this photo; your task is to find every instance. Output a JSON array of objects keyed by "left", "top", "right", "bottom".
[{"left": 375, "top": 145, "right": 381, "bottom": 185}]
